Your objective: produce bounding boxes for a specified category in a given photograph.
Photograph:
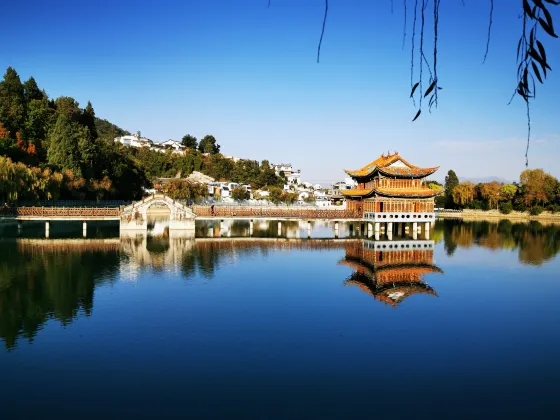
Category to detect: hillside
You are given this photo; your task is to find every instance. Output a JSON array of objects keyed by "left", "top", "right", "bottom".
[{"left": 0, "top": 66, "right": 284, "bottom": 204}]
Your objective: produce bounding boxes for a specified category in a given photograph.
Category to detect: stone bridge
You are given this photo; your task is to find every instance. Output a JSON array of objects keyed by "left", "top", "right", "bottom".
[{"left": 120, "top": 194, "right": 195, "bottom": 231}]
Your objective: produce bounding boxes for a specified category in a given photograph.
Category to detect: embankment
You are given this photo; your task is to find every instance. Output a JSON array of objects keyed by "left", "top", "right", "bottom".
[{"left": 437, "top": 209, "right": 560, "bottom": 224}]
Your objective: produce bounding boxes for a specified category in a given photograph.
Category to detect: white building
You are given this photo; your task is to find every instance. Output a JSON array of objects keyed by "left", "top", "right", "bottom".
[
  {"left": 114, "top": 132, "right": 187, "bottom": 155},
  {"left": 272, "top": 163, "right": 301, "bottom": 185},
  {"left": 114, "top": 131, "right": 153, "bottom": 148},
  {"left": 332, "top": 177, "right": 358, "bottom": 191},
  {"left": 161, "top": 139, "right": 185, "bottom": 152}
]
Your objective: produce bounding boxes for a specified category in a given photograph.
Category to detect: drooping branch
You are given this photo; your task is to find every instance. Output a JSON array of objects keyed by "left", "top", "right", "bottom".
[
  {"left": 482, "top": 0, "right": 494, "bottom": 63},
  {"left": 402, "top": 0, "right": 408, "bottom": 49},
  {"left": 317, "top": 0, "right": 329, "bottom": 63},
  {"left": 433, "top": 0, "right": 440, "bottom": 108},
  {"left": 411, "top": 0, "right": 418, "bottom": 90},
  {"left": 308, "top": 0, "right": 558, "bottom": 162}
]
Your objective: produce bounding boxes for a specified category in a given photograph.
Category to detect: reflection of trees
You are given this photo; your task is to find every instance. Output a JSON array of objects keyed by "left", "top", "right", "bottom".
[
  {"left": 436, "top": 220, "right": 560, "bottom": 265},
  {"left": 0, "top": 240, "right": 120, "bottom": 350}
]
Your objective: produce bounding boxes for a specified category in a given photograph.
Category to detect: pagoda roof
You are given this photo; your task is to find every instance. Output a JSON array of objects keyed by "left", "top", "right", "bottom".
[
  {"left": 344, "top": 153, "right": 439, "bottom": 179},
  {"left": 340, "top": 258, "right": 444, "bottom": 278},
  {"left": 340, "top": 186, "right": 443, "bottom": 198},
  {"left": 344, "top": 272, "right": 438, "bottom": 308}
]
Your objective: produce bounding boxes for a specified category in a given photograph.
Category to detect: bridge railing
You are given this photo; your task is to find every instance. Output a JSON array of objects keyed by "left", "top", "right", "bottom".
[
  {"left": 16, "top": 200, "right": 131, "bottom": 208},
  {"left": 1, "top": 207, "right": 120, "bottom": 217},
  {"left": 192, "top": 205, "right": 358, "bottom": 219}
]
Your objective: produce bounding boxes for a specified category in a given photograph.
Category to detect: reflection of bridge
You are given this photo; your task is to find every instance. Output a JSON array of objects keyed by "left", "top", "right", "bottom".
[{"left": 11, "top": 236, "right": 442, "bottom": 307}]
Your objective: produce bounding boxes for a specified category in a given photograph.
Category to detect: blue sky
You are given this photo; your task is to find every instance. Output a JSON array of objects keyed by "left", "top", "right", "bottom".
[{"left": 3, "top": 0, "right": 559, "bottom": 183}]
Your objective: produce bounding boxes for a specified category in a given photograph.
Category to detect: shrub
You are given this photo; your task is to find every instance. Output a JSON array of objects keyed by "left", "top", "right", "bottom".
[
  {"left": 546, "top": 204, "right": 560, "bottom": 214},
  {"left": 500, "top": 202, "right": 513, "bottom": 214},
  {"left": 231, "top": 187, "right": 250, "bottom": 201},
  {"left": 513, "top": 202, "right": 526, "bottom": 212},
  {"left": 530, "top": 205, "right": 544, "bottom": 216}
]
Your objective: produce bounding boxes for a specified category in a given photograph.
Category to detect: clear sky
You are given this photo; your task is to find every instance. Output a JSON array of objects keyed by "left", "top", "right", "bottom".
[{"left": 2, "top": 0, "right": 559, "bottom": 184}]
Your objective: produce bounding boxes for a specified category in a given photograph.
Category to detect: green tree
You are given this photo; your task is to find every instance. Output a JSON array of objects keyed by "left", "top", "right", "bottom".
[
  {"left": 81, "top": 101, "right": 98, "bottom": 141},
  {"left": 54, "top": 96, "right": 81, "bottom": 122},
  {"left": 181, "top": 134, "right": 198, "bottom": 149},
  {"left": 46, "top": 114, "right": 83, "bottom": 176},
  {"left": 0, "top": 67, "right": 25, "bottom": 135},
  {"left": 21, "top": 98, "right": 55, "bottom": 161},
  {"left": 198, "top": 135, "right": 220, "bottom": 154},
  {"left": 22, "top": 77, "right": 44, "bottom": 103},
  {"left": 500, "top": 184, "right": 518, "bottom": 202},
  {"left": 267, "top": 186, "right": 283, "bottom": 204},
  {"left": 444, "top": 170, "right": 459, "bottom": 208}
]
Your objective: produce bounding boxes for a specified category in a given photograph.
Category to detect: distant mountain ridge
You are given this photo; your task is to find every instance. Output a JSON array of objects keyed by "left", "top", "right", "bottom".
[{"left": 460, "top": 176, "right": 514, "bottom": 184}]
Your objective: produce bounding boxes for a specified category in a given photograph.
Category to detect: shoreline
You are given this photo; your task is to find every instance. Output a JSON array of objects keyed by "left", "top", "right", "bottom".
[{"left": 437, "top": 209, "right": 560, "bottom": 224}]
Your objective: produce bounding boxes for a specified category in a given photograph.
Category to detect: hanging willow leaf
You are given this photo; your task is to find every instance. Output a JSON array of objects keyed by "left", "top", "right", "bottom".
[
  {"left": 528, "top": 48, "right": 545, "bottom": 67},
  {"left": 536, "top": 40, "right": 547, "bottom": 65},
  {"left": 412, "top": 109, "right": 421, "bottom": 121},
  {"left": 532, "top": 62, "right": 544, "bottom": 83},
  {"left": 523, "top": 0, "right": 534, "bottom": 18},
  {"left": 543, "top": 0, "right": 560, "bottom": 4},
  {"left": 428, "top": 94, "right": 436, "bottom": 111},
  {"left": 424, "top": 79, "right": 437, "bottom": 97},
  {"left": 517, "top": 38, "right": 523, "bottom": 60},
  {"left": 538, "top": 17, "right": 558, "bottom": 37},
  {"left": 540, "top": 4, "right": 555, "bottom": 31},
  {"left": 410, "top": 82, "right": 420, "bottom": 98}
]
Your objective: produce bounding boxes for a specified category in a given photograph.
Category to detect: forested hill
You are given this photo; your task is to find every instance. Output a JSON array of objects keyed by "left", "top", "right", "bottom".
[
  {"left": 95, "top": 118, "right": 129, "bottom": 141},
  {"left": 0, "top": 66, "right": 284, "bottom": 204}
]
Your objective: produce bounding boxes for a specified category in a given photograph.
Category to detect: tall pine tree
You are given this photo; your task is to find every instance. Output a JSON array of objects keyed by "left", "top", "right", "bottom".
[
  {"left": 47, "top": 114, "right": 83, "bottom": 176},
  {"left": 444, "top": 170, "right": 459, "bottom": 209},
  {"left": 0, "top": 67, "right": 25, "bottom": 136}
]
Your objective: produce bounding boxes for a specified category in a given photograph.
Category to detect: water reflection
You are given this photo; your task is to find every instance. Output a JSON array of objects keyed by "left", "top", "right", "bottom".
[
  {"left": 1, "top": 219, "right": 558, "bottom": 349},
  {"left": 341, "top": 239, "right": 442, "bottom": 307},
  {"left": 436, "top": 219, "right": 560, "bottom": 265},
  {"left": 0, "top": 239, "right": 120, "bottom": 350}
]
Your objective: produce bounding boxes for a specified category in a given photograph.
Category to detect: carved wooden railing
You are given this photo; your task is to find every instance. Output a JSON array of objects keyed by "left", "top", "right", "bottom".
[
  {"left": 1, "top": 207, "right": 120, "bottom": 217},
  {"left": 192, "top": 206, "right": 359, "bottom": 219}
]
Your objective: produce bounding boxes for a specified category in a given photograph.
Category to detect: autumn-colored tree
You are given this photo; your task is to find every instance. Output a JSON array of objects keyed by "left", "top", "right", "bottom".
[
  {"left": 452, "top": 181, "right": 475, "bottom": 206},
  {"left": 0, "top": 122, "right": 8, "bottom": 139},
  {"left": 520, "top": 169, "right": 552, "bottom": 207},
  {"left": 479, "top": 181, "right": 501, "bottom": 209},
  {"left": 15, "top": 132, "right": 36, "bottom": 157}
]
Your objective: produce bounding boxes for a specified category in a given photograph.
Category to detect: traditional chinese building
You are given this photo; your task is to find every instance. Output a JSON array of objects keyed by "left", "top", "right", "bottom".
[
  {"left": 341, "top": 152, "right": 442, "bottom": 222},
  {"left": 340, "top": 239, "right": 443, "bottom": 308}
]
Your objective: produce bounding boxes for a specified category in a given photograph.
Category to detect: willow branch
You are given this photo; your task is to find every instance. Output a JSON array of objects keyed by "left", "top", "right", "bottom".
[
  {"left": 317, "top": 0, "right": 329, "bottom": 63},
  {"left": 482, "top": 0, "right": 494, "bottom": 63}
]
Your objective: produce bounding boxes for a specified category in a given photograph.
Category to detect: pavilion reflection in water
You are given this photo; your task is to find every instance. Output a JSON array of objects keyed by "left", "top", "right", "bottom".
[{"left": 341, "top": 239, "right": 443, "bottom": 307}]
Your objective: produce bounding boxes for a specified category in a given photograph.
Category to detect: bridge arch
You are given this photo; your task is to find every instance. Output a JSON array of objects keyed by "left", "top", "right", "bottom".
[{"left": 120, "top": 194, "right": 195, "bottom": 231}]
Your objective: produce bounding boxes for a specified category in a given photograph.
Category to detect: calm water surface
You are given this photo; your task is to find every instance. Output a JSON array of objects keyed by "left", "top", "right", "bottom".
[{"left": 0, "top": 219, "right": 559, "bottom": 419}]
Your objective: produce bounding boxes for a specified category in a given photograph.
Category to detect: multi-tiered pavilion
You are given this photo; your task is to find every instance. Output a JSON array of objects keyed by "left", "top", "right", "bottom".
[{"left": 342, "top": 152, "right": 441, "bottom": 235}]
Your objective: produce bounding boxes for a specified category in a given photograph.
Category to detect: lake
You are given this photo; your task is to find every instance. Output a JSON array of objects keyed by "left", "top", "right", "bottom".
[{"left": 0, "top": 219, "right": 559, "bottom": 419}]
